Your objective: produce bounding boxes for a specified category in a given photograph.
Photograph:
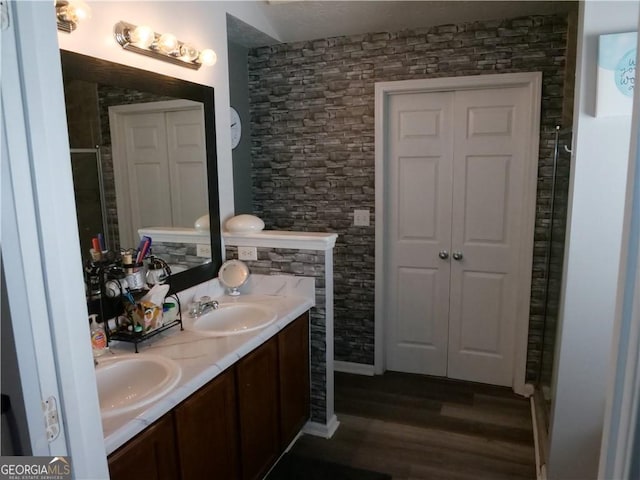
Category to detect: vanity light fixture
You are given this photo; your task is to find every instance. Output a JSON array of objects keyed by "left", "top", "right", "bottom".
[
  {"left": 55, "top": 0, "right": 92, "bottom": 33},
  {"left": 114, "top": 21, "right": 217, "bottom": 70}
]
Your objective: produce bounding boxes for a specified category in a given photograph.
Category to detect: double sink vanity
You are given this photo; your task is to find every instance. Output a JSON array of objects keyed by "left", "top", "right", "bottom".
[{"left": 97, "top": 275, "right": 315, "bottom": 480}]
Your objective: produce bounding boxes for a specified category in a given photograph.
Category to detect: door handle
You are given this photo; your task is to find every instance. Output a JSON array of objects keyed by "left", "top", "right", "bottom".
[
  {"left": 452, "top": 251, "right": 463, "bottom": 261},
  {"left": 438, "top": 250, "right": 449, "bottom": 260}
]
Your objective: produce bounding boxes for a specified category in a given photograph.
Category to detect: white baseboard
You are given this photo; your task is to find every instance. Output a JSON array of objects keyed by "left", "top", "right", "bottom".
[
  {"left": 302, "top": 415, "right": 340, "bottom": 439},
  {"left": 530, "top": 396, "right": 542, "bottom": 479},
  {"left": 530, "top": 393, "right": 549, "bottom": 480},
  {"left": 334, "top": 361, "right": 375, "bottom": 376}
]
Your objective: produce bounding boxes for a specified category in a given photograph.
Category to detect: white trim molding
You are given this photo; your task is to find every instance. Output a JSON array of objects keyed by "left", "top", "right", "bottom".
[
  {"left": 334, "top": 361, "right": 375, "bottom": 376},
  {"left": 138, "top": 227, "right": 210, "bottom": 244},
  {"left": 224, "top": 230, "right": 338, "bottom": 251},
  {"left": 374, "top": 72, "right": 542, "bottom": 395},
  {"left": 302, "top": 415, "right": 340, "bottom": 439}
]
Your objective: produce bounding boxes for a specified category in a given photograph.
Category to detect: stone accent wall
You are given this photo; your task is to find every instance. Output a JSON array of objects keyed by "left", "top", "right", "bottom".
[
  {"left": 248, "top": 15, "right": 573, "bottom": 382},
  {"left": 152, "top": 241, "right": 207, "bottom": 271},
  {"left": 226, "top": 246, "right": 327, "bottom": 424}
]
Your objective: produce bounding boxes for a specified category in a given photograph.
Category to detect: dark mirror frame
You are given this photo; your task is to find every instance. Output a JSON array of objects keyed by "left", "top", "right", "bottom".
[{"left": 60, "top": 50, "right": 222, "bottom": 294}]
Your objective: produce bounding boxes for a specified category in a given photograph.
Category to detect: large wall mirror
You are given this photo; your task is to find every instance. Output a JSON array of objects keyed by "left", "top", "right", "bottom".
[{"left": 60, "top": 50, "right": 222, "bottom": 294}]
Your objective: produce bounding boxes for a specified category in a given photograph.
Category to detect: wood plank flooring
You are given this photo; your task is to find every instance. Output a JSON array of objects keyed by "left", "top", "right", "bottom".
[{"left": 290, "top": 372, "right": 536, "bottom": 479}]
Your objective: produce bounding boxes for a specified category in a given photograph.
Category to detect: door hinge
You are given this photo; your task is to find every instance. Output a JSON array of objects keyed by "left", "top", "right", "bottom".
[{"left": 42, "top": 396, "right": 60, "bottom": 442}]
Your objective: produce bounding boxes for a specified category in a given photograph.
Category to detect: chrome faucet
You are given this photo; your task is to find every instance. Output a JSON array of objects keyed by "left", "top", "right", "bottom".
[{"left": 190, "top": 297, "right": 219, "bottom": 317}]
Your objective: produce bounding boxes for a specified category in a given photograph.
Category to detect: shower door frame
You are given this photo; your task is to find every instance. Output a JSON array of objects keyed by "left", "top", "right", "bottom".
[{"left": 70, "top": 147, "right": 110, "bottom": 250}]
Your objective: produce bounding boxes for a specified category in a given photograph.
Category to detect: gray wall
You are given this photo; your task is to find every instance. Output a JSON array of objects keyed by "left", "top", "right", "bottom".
[
  {"left": 228, "top": 41, "right": 254, "bottom": 215},
  {"left": 248, "top": 14, "right": 572, "bottom": 380}
]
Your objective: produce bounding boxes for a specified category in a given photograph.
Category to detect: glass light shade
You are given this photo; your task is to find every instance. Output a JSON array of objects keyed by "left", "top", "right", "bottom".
[
  {"left": 68, "top": 0, "right": 91, "bottom": 22},
  {"left": 129, "top": 25, "right": 155, "bottom": 48},
  {"left": 199, "top": 49, "right": 217, "bottom": 67},
  {"left": 179, "top": 43, "right": 199, "bottom": 62},
  {"left": 158, "top": 33, "right": 178, "bottom": 54}
]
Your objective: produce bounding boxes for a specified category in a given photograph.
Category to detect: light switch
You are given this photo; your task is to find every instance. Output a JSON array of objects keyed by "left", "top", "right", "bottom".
[{"left": 354, "top": 209, "right": 370, "bottom": 227}]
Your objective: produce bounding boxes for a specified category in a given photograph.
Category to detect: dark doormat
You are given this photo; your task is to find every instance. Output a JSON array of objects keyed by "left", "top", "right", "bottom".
[{"left": 266, "top": 453, "right": 392, "bottom": 480}]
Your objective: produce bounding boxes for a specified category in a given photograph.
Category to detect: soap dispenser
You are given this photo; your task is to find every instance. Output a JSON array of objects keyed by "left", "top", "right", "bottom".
[{"left": 89, "top": 314, "right": 108, "bottom": 357}]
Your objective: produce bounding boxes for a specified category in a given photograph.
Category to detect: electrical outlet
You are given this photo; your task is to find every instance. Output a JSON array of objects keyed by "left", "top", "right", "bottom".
[
  {"left": 238, "top": 246, "right": 257, "bottom": 261},
  {"left": 354, "top": 209, "right": 370, "bottom": 226},
  {"left": 238, "top": 246, "right": 258, "bottom": 261},
  {"left": 196, "top": 244, "right": 212, "bottom": 258}
]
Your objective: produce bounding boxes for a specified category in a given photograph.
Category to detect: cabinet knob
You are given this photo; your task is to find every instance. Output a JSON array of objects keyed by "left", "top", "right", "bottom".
[
  {"left": 452, "top": 251, "right": 463, "bottom": 261},
  {"left": 438, "top": 250, "right": 449, "bottom": 260}
]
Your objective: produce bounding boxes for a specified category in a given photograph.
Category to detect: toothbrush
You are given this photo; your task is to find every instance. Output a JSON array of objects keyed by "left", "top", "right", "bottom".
[
  {"left": 97, "top": 233, "right": 106, "bottom": 251},
  {"left": 135, "top": 236, "right": 152, "bottom": 264}
]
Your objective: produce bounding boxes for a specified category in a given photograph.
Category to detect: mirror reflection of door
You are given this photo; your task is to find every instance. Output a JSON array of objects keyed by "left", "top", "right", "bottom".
[{"left": 109, "top": 100, "right": 208, "bottom": 249}]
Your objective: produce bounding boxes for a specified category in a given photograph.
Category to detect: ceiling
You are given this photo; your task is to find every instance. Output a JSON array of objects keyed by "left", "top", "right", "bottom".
[{"left": 227, "top": 0, "right": 577, "bottom": 48}]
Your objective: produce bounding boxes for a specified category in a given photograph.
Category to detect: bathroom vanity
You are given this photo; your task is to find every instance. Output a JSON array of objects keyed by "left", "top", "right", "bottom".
[
  {"left": 99, "top": 275, "right": 315, "bottom": 480},
  {"left": 108, "top": 312, "right": 309, "bottom": 480}
]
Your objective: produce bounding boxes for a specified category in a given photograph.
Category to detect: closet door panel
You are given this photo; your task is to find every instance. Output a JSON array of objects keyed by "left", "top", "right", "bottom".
[
  {"left": 385, "top": 91, "right": 453, "bottom": 376},
  {"left": 448, "top": 86, "right": 530, "bottom": 386},
  {"left": 121, "top": 112, "right": 172, "bottom": 247},
  {"left": 166, "top": 108, "right": 208, "bottom": 227}
]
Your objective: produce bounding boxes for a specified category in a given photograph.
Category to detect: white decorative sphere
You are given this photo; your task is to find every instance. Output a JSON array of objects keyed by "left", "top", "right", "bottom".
[
  {"left": 194, "top": 214, "right": 210, "bottom": 231},
  {"left": 225, "top": 214, "right": 265, "bottom": 233}
]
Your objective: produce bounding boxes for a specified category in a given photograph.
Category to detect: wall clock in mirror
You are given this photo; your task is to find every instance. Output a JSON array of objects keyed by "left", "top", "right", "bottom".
[{"left": 231, "top": 107, "right": 241, "bottom": 149}]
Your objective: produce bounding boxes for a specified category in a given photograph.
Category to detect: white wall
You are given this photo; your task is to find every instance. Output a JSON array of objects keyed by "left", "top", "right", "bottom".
[
  {"left": 57, "top": 1, "right": 279, "bottom": 227},
  {"left": 548, "top": 2, "right": 639, "bottom": 479}
]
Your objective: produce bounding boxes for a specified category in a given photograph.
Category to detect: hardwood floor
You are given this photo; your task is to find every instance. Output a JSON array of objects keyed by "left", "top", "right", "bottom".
[{"left": 290, "top": 372, "right": 536, "bottom": 479}]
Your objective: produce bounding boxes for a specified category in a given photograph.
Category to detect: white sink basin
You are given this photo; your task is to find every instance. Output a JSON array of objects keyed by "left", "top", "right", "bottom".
[
  {"left": 186, "top": 303, "right": 277, "bottom": 336},
  {"left": 95, "top": 354, "right": 181, "bottom": 419}
]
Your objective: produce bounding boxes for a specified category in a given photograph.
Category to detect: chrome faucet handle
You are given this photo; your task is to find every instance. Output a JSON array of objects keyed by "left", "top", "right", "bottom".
[{"left": 196, "top": 297, "right": 219, "bottom": 315}]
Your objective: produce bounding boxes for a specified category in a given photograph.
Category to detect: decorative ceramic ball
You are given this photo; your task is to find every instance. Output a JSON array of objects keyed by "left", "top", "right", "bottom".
[
  {"left": 194, "top": 214, "right": 210, "bottom": 231},
  {"left": 225, "top": 214, "right": 265, "bottom": 233}
]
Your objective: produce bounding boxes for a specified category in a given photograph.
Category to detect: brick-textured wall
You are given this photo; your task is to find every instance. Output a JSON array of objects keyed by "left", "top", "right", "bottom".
[
  {"left": 248, "top": 15, "right": 572, "bottom": 382},
  {"left": 226, "top": 246, "right": 328, "bottom": 424},
  {"left": 152, "top": 241, "right": 207, "bottom": 271}
]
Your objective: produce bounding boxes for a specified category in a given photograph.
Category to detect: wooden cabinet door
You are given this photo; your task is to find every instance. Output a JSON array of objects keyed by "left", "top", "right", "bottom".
[
  {"left": 108, "top": 414, "right": 179, "bottom": 480},
  {"left": 278, "top": 312, "right": 310, "bottom": 449},
  {"left": 174, "top": 368, "right": 239, "bottom": 480},
  {"left": 236, "top": 337, "right": 280, "bottom": 480}
]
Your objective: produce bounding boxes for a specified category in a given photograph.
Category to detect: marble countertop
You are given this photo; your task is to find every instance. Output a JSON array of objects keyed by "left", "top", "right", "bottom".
[{"left": 100, "top": 275, "right": 315, "bottom": 455}]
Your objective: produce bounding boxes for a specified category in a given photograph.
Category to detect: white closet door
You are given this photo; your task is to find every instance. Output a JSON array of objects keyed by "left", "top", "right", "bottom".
[
  {"left": 122, "top": 112, "right": 172, "bottom": 248},
  {"left": 385, "top": 91, "right": 454, "bottom": 376},
  {"left": 447, "top": 86, "right": 531, "bottom": 386},
  {"left": 166, "top": 107, "right": 208, "bottom": 228}
]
